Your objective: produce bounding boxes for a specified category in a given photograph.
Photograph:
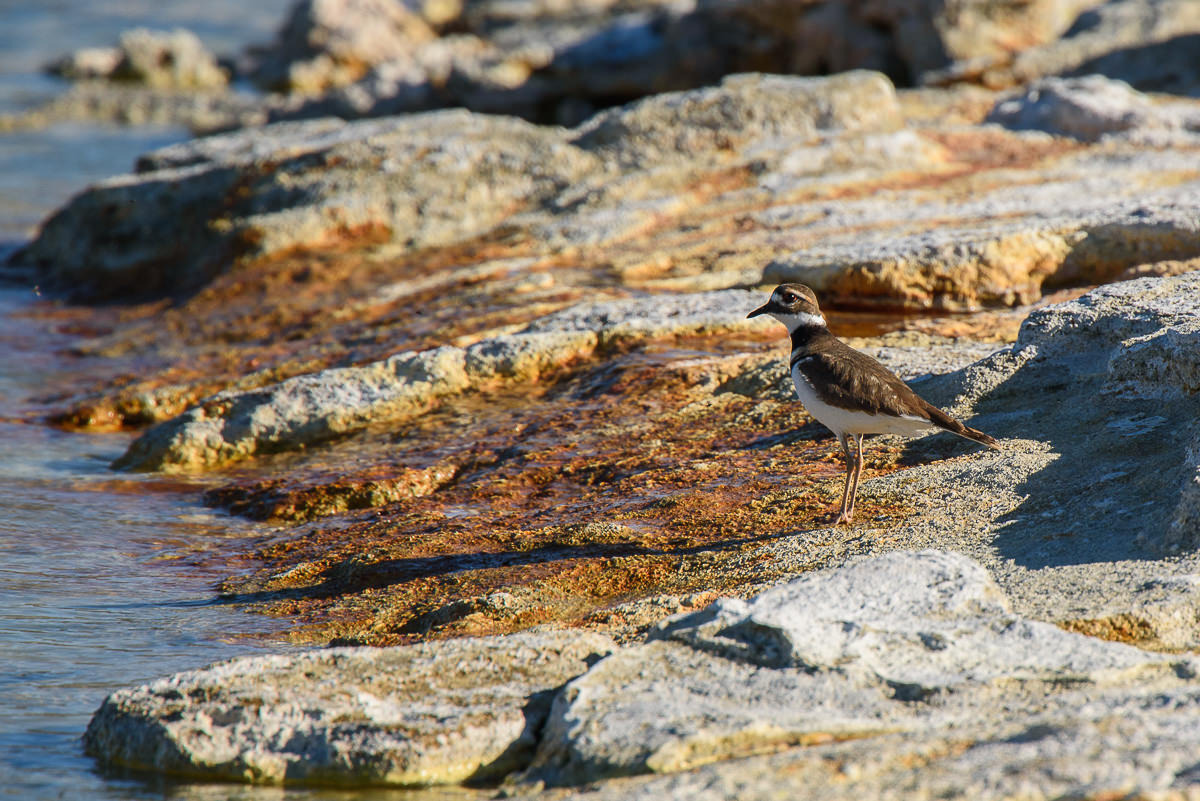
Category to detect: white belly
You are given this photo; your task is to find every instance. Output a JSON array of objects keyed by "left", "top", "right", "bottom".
[{"left": 791, "top": 362, "right": 933, "bottom": 437}]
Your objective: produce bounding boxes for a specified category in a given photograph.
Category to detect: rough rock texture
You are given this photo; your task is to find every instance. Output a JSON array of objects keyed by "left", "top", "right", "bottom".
[
  {"left": 85, "top": 552, "right": 1200, "bottom": 798},
  {"left": 84, "top": 630, "right": 614, "bottom": 786},
  {"left": 11, "top": 111, "right": 600, "bottom": 299},
  {"left": 525, "top": 550, "right": 1196, "bottom": 787},
  {"left": 264, "top": 0, "right": 1110, "bottom": 124},
  {"left": 841, "top": 271, "right": 1200, "bottom": 645},
  {"left": 113, "top": 347, "right": 471, "bottom": 472},
  {"left": 251, "top": 0, "right": 438, "bottom": 94},
  {"left": 16, "top": 71, "right": 1200, "bottom": 311},
  {"left": 569, "top": 71, "right": 902, "bottom": 168},
  {"left": 930, "top": 0, "right": 1200, "bottom": 92},
  {"left": 699, "top": 0, "right": 1101, "bottom": 83}
]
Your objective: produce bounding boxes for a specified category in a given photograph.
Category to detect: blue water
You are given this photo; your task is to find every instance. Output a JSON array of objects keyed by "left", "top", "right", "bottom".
[
  {"left": 0, "top": 287, "right": 296, "bottom": 799},
  {"left": 0, "top": 2, "right": 402, "bottom": 799}
]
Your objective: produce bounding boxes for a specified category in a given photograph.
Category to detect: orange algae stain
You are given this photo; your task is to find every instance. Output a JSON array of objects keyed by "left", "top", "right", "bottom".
[{"left": 206, "top": 339, "right": 917, "bottom": 646}]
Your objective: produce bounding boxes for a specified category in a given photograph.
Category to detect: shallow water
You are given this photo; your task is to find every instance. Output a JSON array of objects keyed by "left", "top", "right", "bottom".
[
  {"left": 0, "top": 286, "right": 289, "bottom": 798},
  {"left": 0, "top": 2, "right": 383, "bottom": 798},
  {"left": 0, "top": 0, "right": 296, "bottom": 242}
]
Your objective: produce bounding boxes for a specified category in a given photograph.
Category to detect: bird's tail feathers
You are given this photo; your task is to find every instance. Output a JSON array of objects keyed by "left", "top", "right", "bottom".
[{"left": 924, "top": 403, "right": 1000, "bottom": 450}]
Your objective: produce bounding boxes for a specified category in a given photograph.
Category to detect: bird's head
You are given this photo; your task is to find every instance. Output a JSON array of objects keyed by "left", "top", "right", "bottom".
[{"left": 747, "top": 284, "right": 826, "bottom": 334}]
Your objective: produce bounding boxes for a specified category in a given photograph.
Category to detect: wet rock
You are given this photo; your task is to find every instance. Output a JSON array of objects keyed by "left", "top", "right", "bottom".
[
  {"left": 251, "top": 0, "right": 439, "bottom": 94},
  {"left": 113, "top": 289, "right": 773, "bottom": 472},
  {"left": 48, "top": 28, "right": 229, "bottom": 90},
  {"left": 203, "top": 460, "right": 461, "bottom": 521},
  {"left": 465, "top": 331, "right": 599, "bottom": 382},
  {"left": 113, "top": 347, "right": 470, "bottom": 472},
  {"left": 987, "top": 75, "right": 1200, "bottom": 141},
  {"left": 85, "top": 629, "right": 614, "bottom": 786},
  {"left": 524, "top": 550, "right": 1195, "bottom": 785}
]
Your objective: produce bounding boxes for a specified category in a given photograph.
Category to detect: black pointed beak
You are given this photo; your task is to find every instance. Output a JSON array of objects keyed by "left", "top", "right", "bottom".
[{"left": 747, "top": 302, "right": 772, "bottom": 319}]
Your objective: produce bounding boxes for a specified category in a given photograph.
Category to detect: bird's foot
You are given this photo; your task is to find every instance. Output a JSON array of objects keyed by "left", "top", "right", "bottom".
[{"left": 835, "top": 510, "right": 853, "bottom": 525}]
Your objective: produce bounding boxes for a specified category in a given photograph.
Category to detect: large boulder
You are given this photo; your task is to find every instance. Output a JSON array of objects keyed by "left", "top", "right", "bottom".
[
  {"left": 84, "top": 630, "right": 614, "bottom": 786},
  {"left": 9, "top": 111, "right": 600, "bottom": 300},
  {"left": 526, "top": 550, "right": 1195, "bottom": 786}
]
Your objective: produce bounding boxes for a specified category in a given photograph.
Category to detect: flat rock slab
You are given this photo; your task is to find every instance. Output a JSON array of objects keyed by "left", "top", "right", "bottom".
[
  {"left": 84, "top": 630, "right": 614, "bottom": 786},
  {"left": 525, "top": 550, "right": 1195, "bottom": 786}
]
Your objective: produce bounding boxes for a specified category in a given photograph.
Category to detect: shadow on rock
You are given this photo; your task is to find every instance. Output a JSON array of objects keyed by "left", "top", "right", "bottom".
[{"left": 907, "top": 272, "right": 1200, "bottom": 570}]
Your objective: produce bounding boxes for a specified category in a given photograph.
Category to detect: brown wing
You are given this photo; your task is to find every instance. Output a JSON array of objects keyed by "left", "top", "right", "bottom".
[{"left": 799, "top": 336, "right": 999, "bottom": 448}]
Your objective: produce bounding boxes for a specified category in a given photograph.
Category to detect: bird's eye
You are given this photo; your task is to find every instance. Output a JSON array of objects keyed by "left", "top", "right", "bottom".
[{"left": 781, "top": 292, "right": 797, "bottom": 304}]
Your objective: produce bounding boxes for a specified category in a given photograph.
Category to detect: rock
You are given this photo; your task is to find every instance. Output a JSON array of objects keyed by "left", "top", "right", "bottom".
[
  {"left": 252, "top": 0, "right": 439, "bottom": 94},
  {"left": 46, "top": 47, "right": 123, "bottom": 82},
  {"left": 111, "top": 28, "right": 230, "bottom": 91},
  {"left": 10, "top": 111, "right": 600, "bottom": 301},
  {"left": 0, "top": 82, "right": 267, "bottom": 134},
  {"left": 570, "top": 71, "right": 903, "bottom": 169},
  {"left": 986, "top": 75, "right": 1200, "bottom": 141},
  {"left": 47, "top": 28, "right": 229, "bottom": 90},
  {"left": 465, "top": 331, "right": 599, "bottom": 382},
  {"left": 522, "top": 290, "right": 773, "bottom": 347},
  {"left": 850, "top": 271, "right": 1200, "bottom": 634},
  {"left": 84, "top": 630, "right": 614, "bottom": 786},
  {"left": 518, "top": 690, "right": 1200, "bottom": 799},
  {"left": 929, "top": 0, "right": 1200, "bottom": 93},
  {"left": 763, "top": 175, "right": 1200, "bottom": 310},
  {"left": 113, "top": 347, "right": 470, "bottom": 472},
  {"left": 112, "top": 289, "right": 774, "bottom": 472},
  {"left": 524, "top": 550, "right": 1196, "bottom": 786},
  {"left": 693, "top": 0, "right": 1100, "bottom": 86}
]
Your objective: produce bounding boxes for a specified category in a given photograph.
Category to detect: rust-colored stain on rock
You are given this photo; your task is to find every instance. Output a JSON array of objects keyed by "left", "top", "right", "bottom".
[{"left": 201, "top": 335, "right": 914, "bottom": 646}]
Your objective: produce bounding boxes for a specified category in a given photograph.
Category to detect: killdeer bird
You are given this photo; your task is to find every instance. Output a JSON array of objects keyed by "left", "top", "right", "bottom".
[{"left": 748, "top": 284, "right": 999, "bottom": 524}]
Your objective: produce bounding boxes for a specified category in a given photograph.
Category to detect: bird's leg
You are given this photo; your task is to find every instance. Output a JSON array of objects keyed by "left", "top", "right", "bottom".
[
  {"left": 846, "top": 434, "right": 865, "bottom": 520},
  {"left": 835, "top": 432, "right": 854, "bottom": 524}
]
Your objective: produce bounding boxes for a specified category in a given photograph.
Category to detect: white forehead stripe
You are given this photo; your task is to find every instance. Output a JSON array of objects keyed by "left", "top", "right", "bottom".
[{"left": 771, "top": 311, "right": 826, "bottom": 333}]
